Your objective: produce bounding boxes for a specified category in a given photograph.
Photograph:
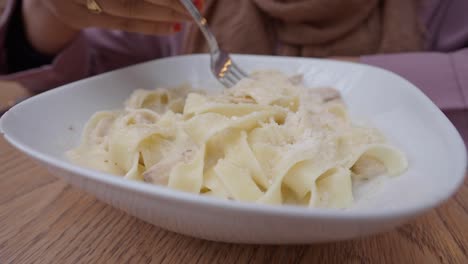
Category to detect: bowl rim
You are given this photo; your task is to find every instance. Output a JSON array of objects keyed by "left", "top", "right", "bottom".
[{"left": 1, "top": 54, "right": 466, "bottom": 221}]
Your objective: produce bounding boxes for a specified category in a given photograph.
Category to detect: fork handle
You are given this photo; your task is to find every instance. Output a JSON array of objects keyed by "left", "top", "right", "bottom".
[{"left": 179, "top": 0, "right": 220, "bottom": 54}]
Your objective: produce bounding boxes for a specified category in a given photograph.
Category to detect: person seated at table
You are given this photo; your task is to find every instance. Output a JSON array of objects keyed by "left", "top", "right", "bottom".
[{"left": 0, "top": 0, "right": 467, "bottom": 144}]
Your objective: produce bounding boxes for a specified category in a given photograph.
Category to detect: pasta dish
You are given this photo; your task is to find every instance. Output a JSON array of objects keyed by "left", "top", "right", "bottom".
[{"left": 67, "top": 71, "right": 407, "bottom": 208}]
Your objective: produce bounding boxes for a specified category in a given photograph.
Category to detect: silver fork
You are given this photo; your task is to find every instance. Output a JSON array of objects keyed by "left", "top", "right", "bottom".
[{"left": 179, "top": 0, "right": 248, "bottom": 88}]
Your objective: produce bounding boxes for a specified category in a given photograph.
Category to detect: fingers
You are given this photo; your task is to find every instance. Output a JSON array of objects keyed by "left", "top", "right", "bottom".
[
  {"left": 94, "top": 15, "right": 178, "bottom": 35},
  {"left": 95, "top": 0, "right": 191, "bottom": 22},
  {"left": 73, "top": 0, "right": 190, "bottom": 22},
  {"left": 73, "top": 5, "right": 181, "bottom": 35},
  {"left": 47, "top": 0, "right": 187, "bottom": 35},
  {"left": 144, "top": 0, "right": 188, "bottom": 14}
]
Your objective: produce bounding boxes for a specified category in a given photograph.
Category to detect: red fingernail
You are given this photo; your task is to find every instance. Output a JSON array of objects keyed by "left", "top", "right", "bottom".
[
  {"left": 193, "top": 0, "right": 204, "bottom": 10},
  {"left": 173, "top": 23, "right": 182, "bottom": 32}
]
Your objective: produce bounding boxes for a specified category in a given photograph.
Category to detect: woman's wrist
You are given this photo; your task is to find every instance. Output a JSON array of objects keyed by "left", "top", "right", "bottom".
[{"left": 22, "top": 0, "right": 79, "bottom": 55}]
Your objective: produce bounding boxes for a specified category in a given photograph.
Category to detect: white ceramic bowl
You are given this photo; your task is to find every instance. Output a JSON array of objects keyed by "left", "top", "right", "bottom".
[{"left": 1, "top": 55, "right": 466, "bottom": 244}]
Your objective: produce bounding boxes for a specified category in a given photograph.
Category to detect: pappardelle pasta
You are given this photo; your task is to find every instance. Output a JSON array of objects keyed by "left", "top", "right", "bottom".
[{"left": 67, "top": 71, "right": 407, "bottom": 208}]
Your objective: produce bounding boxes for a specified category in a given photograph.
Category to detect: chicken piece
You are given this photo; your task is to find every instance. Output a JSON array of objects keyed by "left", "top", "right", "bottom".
[
  {"left": 312, "top": 87, "right": 342, "bottom": 102},
  {"left": 351, "top": 155, "right": 387, "bottom": 180},
  {"left": 143, "top": 148, "right": 197, "bottom": 185},
  {"left": 288, "top": 74, "right": 304, "bottom": 85}
]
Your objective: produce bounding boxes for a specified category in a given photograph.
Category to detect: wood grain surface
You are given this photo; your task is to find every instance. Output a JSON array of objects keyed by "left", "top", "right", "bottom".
[{"left": 0, "top": 136, "right": 467, "bottom": 264}]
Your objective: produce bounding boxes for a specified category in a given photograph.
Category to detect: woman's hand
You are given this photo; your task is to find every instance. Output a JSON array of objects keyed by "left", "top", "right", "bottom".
[
  {"left": 0, "top": 81, "right": 31, "bottom": 116},
  {"left": 23, "top": 0, "right": 191, "bottom": 55}
]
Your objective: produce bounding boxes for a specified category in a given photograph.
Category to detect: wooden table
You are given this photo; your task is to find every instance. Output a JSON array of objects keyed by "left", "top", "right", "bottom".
[{"left": 0, "top": 136, "right": 466, "bottom": 264}]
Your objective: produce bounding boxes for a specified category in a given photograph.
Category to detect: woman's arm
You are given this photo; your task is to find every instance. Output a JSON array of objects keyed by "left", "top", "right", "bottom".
[
  {"left": 360, "top": 50, "right": 468, "bottom": 144},
  {"left": 0, "top": 0, "right": 188, "bottom": 94},
  {"left": 0, "top": 80, "right": 30, "bottom": 116},
  {"left": 361, "top": 50, "right": 468, "bottom": 111},
  {"left": 333, "top": 50, "right": 468, "bottom": 144},
  {"left": 21, "top": 0, "right": 190, "bottom": 55}
]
